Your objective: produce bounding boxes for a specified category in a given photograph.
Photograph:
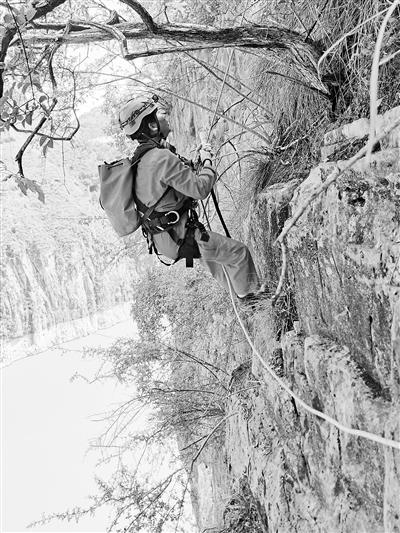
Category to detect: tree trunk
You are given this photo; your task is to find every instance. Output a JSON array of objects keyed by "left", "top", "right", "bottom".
[
  {"left": 22, "top": 22, "right": 327, "bottom": 93},
  {"left": 26, "top": 22, "right": 318, "bottom": 55}
]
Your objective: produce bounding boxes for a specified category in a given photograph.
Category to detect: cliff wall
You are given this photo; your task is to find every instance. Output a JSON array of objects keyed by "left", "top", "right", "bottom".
[{"left": 190, "top": 107, "right": 400, "bottom": 532}]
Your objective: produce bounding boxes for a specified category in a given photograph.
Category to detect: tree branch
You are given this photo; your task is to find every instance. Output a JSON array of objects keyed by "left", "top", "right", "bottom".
[
  {"left": 118, "top": 0, "right": 158, "bottom": 33},
  {"left": 69, "top": 19, "right": 128, "bottom": 56},
  {"left": 17, "top": 21, "right": 327, "bottom": 93},
  {"left": 23, "top": 22, "right": 317, "bottom": 50},
  {"left": 11, "top": 122, "right": 79, "bottom": 141},
  {"left": 190, "top": 413, "right": 237, "bottom": 466},
  {"left": 15, "top": 99, "right": 57, "bottom": 176},
  {"left": 0, "top": 0, "right": 68, "bottom": 97},
  {"left": 124, "top": 42, "right": 229, "bottom": 60}
]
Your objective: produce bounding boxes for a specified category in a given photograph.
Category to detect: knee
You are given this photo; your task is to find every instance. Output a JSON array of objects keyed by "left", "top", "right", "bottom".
[{"left": 230, "top": 240, "right": 251, "bottom": 262}]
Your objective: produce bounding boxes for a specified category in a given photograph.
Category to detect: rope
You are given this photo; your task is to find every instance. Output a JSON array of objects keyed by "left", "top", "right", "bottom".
[
  {"left": 206, "top": 48, "right": 236, "bottom": 143},
  {"left": 200, "top": 5, "right": 400, "bottom": 451},
  {"left": 223, "top": 267, "right": 400, "bottom": 451},
  {"left": 200, "top": 2, "right": 251, "bottom": 234}
]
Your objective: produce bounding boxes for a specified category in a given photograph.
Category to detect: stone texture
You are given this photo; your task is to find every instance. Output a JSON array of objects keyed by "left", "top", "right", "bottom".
[
  {"left": 188, "top": 441, "right": 231, "bottom": 532},
  {"left": 246, "top": 179, "right": 300, "bottom": 284},
  {"left": 191, "top": 107, "right": 400, "bottom": 532},
  {"left": 286, "top": 141, "right": 400, "bottom": 399},
  {"left": 321, "top": 105, "right": 400, "bottom": 161},
  {"left": 0, "top": 178, "right": 137, "bottom": 363},
  {"left": 224, "top": 331, "right": 399, "bottom": 533}
]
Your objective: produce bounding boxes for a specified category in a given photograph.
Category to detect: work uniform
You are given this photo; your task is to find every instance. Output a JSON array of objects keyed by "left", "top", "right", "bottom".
[{"left": 135, "top": 146, "right": 260, "bottom": 297}]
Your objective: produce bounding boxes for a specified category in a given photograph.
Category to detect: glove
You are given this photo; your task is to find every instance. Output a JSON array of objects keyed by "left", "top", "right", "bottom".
[{"left": 197, "top": 143, "right": 213, "bottom": 165}]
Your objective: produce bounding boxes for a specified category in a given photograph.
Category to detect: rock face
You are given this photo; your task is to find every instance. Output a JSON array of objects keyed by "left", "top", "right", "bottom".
[
  {"left": 0, "top": 178, "right": 137, "bottom": 363},
  {"left": 191, "top": 107, "right": 400, "bottom": 532},
  {"left": 0, "top": 111, "right": 140, "bottom": 362},
  {"left": 287, "top": 140, "right": 400, "bottom": 401}
]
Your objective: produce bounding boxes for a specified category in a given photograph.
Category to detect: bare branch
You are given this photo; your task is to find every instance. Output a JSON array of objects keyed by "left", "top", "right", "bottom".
[
  {"left": 68, "top": 19, "right": 128, "bottom": 56},
  {"left": 190, "top": 413, "right": 237, "bottom": 466},
  {"left": 124, "top": 42, "right": 229, "bottom": 60},
  {"left": 183, "top": 51, "right": 273, "bottom": 118},
  {"left": 118, "top": 0, "right": 158, "bottom": 33},
  {"left": 22, "top": 21, "right": 320, "bottom": 55},
  {"left": 15, "top": 98, "right": 57, "bottom": 176},
  {"left": 48, "top": 22, "right": 73, "bottom": 89}
]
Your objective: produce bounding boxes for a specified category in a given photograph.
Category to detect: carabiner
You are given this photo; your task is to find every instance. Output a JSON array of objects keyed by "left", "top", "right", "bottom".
[{"left": 166, "top": 211, "right": 180, "bottom": 225}]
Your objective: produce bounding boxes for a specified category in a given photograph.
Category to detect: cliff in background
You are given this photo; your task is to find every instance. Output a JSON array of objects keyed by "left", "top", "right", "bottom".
[
  {"left": 2, "top": 0, "right": 399, "bottom": 527},
  {"left": 0, "top": 110, "right": 139, "bottom": 363}
]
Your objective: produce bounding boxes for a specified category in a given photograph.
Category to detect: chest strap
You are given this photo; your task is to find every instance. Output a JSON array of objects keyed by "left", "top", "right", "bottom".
[{"left": 135, "top": 193, "right": 194, "bottom": 235}]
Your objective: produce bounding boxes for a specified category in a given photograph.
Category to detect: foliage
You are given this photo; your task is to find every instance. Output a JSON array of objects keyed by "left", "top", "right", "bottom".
[
  {"left": 131, "top": 263, "right": 229, "bottom": 340},
  {"left": 89, "top": 263, "right": 231, "bottom": 441},
  {"left": 49, "top": 262, "right": 235, "bottom": 531},
  {"left": 13, "top": 172, "right": 45, "bottom": 202},
  {"left": 28, "top": 464, "right": 193, "bottom": 533}
]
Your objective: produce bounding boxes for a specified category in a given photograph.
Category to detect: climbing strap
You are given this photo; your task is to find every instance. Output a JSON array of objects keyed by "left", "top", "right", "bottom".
[
  {"left": 135, "top": 195, "right": 193, "bottom": 235},
  {"left": 177, "top": 210, "right": 209, "bottom": 267},
  {"left": 142, "top": 202, "right": 209, "bottom": 268}
]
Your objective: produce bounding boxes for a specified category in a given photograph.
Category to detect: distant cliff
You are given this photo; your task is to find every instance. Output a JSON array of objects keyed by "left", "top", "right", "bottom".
[{"left": 0, "top": 115, "right": 138, "bottom": 362}]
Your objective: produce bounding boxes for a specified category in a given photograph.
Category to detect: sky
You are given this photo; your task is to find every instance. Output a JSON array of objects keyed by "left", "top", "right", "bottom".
[{"left": 1, "top": 318, "right": 145, "bottom": 533}]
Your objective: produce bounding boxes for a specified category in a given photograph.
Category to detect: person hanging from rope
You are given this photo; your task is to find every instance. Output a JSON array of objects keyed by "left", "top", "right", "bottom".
[{"left": 118, "top": 94, "right": 265, "bottom": 303}]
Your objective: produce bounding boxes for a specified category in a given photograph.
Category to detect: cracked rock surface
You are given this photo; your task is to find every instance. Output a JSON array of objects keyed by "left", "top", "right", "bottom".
[{"left": 192, "top": 106, "right": 400, "bottom": 532}]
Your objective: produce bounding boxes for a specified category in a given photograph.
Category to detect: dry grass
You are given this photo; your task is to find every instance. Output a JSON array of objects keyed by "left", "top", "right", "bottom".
[
  {"left": 260, "top": 0, "right": 400, "bottom": 118},
  {"left": 246, "top": 107, "right": 328, "bottom": 194},
  {"left": 221, "top": 476, "right": 268, "bottom": 533},
  {"left": 238, "top": 0, "right": 400, "bottom": 199}
]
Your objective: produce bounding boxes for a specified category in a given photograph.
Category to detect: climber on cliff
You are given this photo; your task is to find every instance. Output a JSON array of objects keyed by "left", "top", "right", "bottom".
[{"left": 118, "top": 94, "right": 264, "bottom": 303}]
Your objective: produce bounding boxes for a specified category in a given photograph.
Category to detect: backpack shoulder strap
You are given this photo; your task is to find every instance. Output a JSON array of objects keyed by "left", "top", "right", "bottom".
[
  {"left": 131, "top": 143, "right": 173, "bottom": 223},
  {"left": 136, "top": 186, "right": 172, "bottom": 222}
]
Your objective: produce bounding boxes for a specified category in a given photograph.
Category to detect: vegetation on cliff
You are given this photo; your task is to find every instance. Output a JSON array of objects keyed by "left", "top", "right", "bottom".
[{"left": 2, "top": 0, "right": 400, "bottom": 531}]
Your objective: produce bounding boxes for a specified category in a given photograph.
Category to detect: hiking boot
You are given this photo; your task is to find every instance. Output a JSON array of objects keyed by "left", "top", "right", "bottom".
[{"left": 237, "top": 284, "right": 268, "bottom": 311}]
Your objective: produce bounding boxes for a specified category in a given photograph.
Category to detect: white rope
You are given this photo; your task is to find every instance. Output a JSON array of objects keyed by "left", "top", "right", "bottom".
[
  {"left": 366, "top": 0, "right": 400, "bottom": 163},
  {"left": 205, "top": 0, "right": 250, "bottom": 144},
  {"left": 222, "top": 266, "right": 400, "bottom": 451},
  {"left": 202, "top": 0, "right": 400, "bottom": 452}
]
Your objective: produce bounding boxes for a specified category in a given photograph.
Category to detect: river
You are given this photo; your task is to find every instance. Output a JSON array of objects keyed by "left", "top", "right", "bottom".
[{"left": 2, "top": 316, "right": 140, "bottom": 532}]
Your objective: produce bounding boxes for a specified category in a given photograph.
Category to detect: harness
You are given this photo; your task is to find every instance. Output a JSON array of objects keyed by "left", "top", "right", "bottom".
[{"left": 132, "top": 142, "right": 209, "bottom": 267}]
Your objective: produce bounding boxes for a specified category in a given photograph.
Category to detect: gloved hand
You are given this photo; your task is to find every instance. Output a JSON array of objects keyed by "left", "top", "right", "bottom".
[{"left": 197, "top": 143, "right": 214, "bottom": 165}]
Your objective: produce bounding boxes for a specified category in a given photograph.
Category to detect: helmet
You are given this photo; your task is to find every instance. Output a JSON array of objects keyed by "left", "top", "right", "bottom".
[{"left": 119, "top": 94, "right": 159, "bottom": 135}]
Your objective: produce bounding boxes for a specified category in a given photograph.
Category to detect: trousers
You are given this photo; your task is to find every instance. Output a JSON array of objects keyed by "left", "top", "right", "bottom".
[
  {"left": 151, "top": 216, "right": 260, "bottom": 297},
  {"left": 196, "top": 230, "right": 260, "bottom": 297}
]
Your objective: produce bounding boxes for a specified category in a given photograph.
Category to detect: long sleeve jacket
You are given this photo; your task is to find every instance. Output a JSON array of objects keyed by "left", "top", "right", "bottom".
[
  {"left": 134, "top": 146, "right": 216, "bottom": 260},
  {"left": 135, "top": 147, "right": 216, "bottom": 210}
]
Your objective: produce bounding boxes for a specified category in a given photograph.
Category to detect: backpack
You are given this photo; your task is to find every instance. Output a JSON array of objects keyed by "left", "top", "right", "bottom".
[
  {"left": 98, "top": 142, "right": 209, "bottom": 267},
  {"left": 98, "top": 157, "right": 140, "bottom": 236},
  {"left": 98, "top": 143, "right": 165, "bottom": 237}
]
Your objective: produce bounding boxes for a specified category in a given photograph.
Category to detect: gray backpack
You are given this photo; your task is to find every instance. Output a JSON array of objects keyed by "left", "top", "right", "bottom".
[
  {"left": 98, "top": 144, "right": 174, "bottom": 237},
  {"left": 98, "top": 157, "right": 140, "bottom": 236}
]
